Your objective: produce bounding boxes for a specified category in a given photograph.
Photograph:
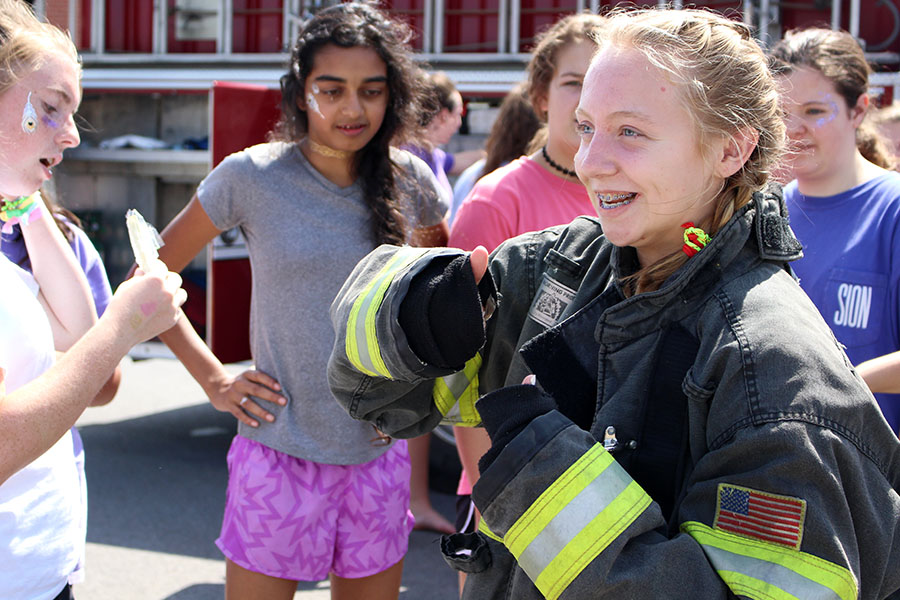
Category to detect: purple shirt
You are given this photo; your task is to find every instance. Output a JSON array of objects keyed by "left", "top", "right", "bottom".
[{"left": 404, "top": 145, "right": 454, "bottom": 208}]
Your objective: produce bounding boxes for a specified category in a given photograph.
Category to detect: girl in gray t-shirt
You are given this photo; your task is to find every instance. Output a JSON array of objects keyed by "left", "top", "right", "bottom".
[{"left": 152, "top": 4, "right": 447, "bottom": 599}]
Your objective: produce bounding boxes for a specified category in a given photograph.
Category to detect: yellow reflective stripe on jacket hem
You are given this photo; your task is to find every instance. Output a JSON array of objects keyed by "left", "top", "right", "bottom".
[
  {"left": 478, "top": 518, "right": 502, "bottom": 542},
  {"left": 433, "top": 354, "right": 482, "bottom": 426},
  {"left": 681, "top": 521, "right": 856, "bottom": 600},
  {"left": 345, "top": 247, "right": 427, "bottom": 378},
  {"left": 721, "top": 571, "right": 803, "bottom": 600},
  {"left": 505, "top": 443, "right": 651, "bottom": 600}
]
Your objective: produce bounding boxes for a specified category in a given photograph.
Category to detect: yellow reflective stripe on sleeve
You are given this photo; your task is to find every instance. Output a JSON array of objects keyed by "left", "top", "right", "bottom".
[
  {"left": 681, "top": 521, "right": 856, "bottom": 600},
  {"left": 345, "top": 247, "right": 428, "bottom": 378},
  {"left": 504, "top": 443, "right": 652, "bottom": 600},
  {"left": 433, "top": 353, "right": 482, "bottom": 426},
  {"left": 478, "top": 518, "right": 503, "bottom": 542}
]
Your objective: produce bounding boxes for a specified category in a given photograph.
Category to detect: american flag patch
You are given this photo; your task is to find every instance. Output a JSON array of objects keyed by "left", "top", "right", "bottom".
[{"left": 713, "top": 484, "right": 806, "bottom": 550}]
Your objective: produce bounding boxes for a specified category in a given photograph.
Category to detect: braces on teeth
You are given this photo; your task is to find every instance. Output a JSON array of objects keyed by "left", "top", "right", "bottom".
[{"left": 598, "top": 193, "right": 634, "bottom": 208}]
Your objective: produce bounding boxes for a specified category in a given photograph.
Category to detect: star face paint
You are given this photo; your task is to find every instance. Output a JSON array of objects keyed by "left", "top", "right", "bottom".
[{"left": 21, "top": 92, "right": 37, "bottom": 133}]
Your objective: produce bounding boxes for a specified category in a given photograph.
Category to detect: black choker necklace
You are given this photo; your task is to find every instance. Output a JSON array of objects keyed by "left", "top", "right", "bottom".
[{"left": 541, "top": 146, "right": 577, "bottom": 178}]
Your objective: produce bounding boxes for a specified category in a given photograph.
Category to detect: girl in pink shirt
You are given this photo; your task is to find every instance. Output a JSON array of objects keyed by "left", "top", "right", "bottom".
[{"left": 449, "top": 14, "right": 604, "bottom": 254}]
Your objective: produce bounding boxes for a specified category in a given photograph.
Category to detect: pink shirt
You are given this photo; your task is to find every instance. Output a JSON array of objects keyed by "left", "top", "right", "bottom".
[
  {"left": 449, "top": 155, "right": 593, "bottom": 252},
  {"left": 449, "top": 156, "right": 593, "bottom": 495}
]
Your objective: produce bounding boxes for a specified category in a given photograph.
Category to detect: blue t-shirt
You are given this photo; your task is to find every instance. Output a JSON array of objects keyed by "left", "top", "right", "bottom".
[{"left": 785, "top": 172, "right": 900, "bottom": 431}]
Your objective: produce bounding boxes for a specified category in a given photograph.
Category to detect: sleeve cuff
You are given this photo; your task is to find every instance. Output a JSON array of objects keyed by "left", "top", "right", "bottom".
[{"left": 477, "top": 384, "right": 556, "bottom": 472}]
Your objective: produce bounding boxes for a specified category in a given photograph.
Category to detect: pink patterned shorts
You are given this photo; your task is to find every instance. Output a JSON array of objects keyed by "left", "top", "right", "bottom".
[{"left": 216, "top": 435, "right": 414, "bottom": 581}]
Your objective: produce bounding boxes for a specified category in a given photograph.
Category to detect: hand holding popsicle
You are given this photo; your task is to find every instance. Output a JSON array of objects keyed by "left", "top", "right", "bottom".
[
  {"left": 110, "top": 209, "right": 186, "bottom": 344},
  {"left": 126, "top": 208, "right": 167, "bottom": 273}
]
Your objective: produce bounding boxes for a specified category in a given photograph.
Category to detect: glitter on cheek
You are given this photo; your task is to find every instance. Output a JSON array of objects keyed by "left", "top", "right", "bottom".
[
  {"left": 306, "top": 83, "right": 324, "bottom": 119},
  {"left": 21, "top": 92, "right": 38, "bottom": 134},
  {"left": 814, "top": 98, "right": 839, "bottom": 128}
]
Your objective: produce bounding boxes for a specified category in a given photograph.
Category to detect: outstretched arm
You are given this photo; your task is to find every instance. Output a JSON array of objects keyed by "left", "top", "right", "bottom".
[
  {"left": 856, "top": 351, "right": 900, "bottom": 409},
  {"left": 89, "top": 364, "right": 122, "bottom": 406},
  {"left": 449, "top": 149, "right": 487, "bottom": 176},
  {"left": 328, "top": 244, "right": 489, "bottom": 436},
  {"left": 0, "top": 269, "right": 185, "bottom": 483}
]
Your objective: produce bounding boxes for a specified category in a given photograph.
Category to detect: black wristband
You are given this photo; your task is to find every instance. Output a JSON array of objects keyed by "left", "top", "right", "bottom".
[
  {"left": 398, "top": 254, "right": 486, "bottom": 370},
  {"left": 477, "top": 384, "right": 556, "bottom": 472}
]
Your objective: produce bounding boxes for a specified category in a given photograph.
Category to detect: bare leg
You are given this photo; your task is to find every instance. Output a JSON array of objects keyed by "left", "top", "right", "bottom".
[
  {"left": 408, "top": 432, "right": 454, "bottom": 533},
  {"left": 330, "top": 559, "right": 404, "bottom": 600},
  {"left": 453, "top": 426, "right": 492, "bottom": 597},
  {"left": 225, "top": 558, "right": 298, "bottom": 600}
]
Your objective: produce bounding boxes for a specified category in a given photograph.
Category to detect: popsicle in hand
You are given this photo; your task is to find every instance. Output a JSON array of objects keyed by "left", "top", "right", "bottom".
[{"left": 125, "top": 208, "right": 166, "bottom": 273}]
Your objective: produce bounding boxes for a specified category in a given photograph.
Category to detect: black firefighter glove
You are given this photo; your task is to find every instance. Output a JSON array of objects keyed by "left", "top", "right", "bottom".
[
  {"left": 477, "top": 383, "right": 557, "bottom": 473},
  {"left": 397, "top": 254, "right": 486, "bottom": 371}
]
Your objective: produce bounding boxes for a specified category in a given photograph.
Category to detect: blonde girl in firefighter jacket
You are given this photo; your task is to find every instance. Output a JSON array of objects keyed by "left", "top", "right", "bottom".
[{"left": 328, "top": 8, "right": 900, "bottom": 600}]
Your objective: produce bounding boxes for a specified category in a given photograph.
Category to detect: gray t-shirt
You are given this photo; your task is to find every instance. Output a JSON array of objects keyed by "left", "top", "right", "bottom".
[{"left": 198, "top": 141, "right": 446, "bottom": 464}]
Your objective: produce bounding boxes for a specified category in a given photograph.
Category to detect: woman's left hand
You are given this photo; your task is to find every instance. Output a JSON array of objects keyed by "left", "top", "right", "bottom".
[{"left": 208, "top": 367, "right": 287, "bottom": 428}]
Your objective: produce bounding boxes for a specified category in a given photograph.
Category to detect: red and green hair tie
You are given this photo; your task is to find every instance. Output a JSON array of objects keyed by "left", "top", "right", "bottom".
[{"left": 681, "top": 222, "right": 711, "bottom": 257}]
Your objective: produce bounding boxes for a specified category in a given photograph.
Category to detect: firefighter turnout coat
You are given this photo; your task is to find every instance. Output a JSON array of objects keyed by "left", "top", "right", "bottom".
[{"left": 328, "top": 186, "right": 900, "bottom": 599}]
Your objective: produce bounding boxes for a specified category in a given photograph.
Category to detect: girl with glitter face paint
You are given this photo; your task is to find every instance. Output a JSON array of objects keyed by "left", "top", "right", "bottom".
[
  {"left": 770, "top": 29, "right": 900, "bottom": 434},
  {"left": 149, "top": 4, "right": 446, "bottom": 599},
  {"left": 0, "top": 1, "right": 185, "bottom": 598}
]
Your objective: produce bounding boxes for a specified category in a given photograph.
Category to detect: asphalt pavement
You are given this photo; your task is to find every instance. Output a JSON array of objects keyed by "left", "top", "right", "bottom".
[{"left": 73, "top": 351, "right": 460, "bottom": 600}]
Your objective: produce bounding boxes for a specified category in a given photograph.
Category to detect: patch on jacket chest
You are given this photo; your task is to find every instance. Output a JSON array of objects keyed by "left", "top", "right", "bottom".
[
  {"left": 528, "top": 274, "right": 577, "bottom": 327},
  {"left": 713, "top": 483, "right": 806, "bottom": 550}
]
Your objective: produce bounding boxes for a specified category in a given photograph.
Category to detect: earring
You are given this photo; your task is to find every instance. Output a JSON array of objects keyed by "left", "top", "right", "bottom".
[{"left": 681, "top": 222, "right": 711, "bottom": 257}]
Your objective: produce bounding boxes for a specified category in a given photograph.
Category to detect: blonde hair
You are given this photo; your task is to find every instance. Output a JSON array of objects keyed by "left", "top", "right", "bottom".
[
  {"left": 600, "top": 9, "right": 784, "bottom": 296},
  {"left": 0, "top": 0, "right": 80, "bottom": 95}
]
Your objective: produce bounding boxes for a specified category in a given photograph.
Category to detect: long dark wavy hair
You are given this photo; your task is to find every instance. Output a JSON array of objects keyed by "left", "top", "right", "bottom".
[{"left": 275, "top": 2, "right": 423, "bottom": 245}]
